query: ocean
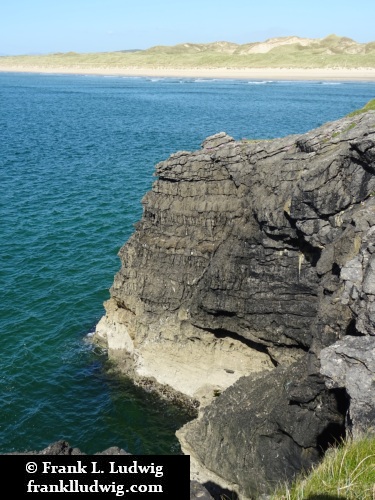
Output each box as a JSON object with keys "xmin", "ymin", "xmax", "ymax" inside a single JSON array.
[{"xmin": 1, "ymin": 72, "xmax": 374, "ymax": 454}]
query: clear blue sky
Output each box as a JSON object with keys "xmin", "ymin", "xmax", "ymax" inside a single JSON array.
[{"xmin": 1, "ymin": 0, "xmax": 374, "ymax": 55}]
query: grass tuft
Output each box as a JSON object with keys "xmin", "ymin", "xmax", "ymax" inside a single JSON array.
[
  {"xmin": 270, "ymin": 432, "xmax": 375, "ymax": 500},
  {"xmin": 348, "ymin": 99, "xmax": 375, "ymax": 116}
]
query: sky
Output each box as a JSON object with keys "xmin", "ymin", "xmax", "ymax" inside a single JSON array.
[{"xmin": 1, "ymin": 0, "xmax": 374, "ymax": 55}]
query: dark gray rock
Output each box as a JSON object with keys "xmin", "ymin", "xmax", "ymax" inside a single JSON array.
[
  {"xmin": 340, "ymin": 218, "xmax": 375, "ymax": 337},
  {"xmin": 320, "ymin": 336, "xmax": 375, "ymax": 434},
  {"xmin": 189, "ymin": 480, "xmax": 214, "ymax": 499},
  {"xmin": 5, "ymin": 440, "xmax": 130, "ymax": 455},
  {"xmin": 178, "ymin": 354, "xmax": 346, "ymax": 499},
  {"xmin": 101, "ymin": 111, "xmax": 375, "ymax": 360}
]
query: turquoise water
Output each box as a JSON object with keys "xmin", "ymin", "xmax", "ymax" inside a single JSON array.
[{"xmin": 1, "ymin": 72, "xmax": 374, "ymax": 454}]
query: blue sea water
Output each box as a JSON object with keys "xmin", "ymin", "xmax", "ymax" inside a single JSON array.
[{"xmin": 0, "ymin": 72, "xmax": 374, "ymax": 454}]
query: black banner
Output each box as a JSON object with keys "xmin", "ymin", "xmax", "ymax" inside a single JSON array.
[{"xmin": 0, "ymin": 455, "xmax": 190, "ymax": 499}]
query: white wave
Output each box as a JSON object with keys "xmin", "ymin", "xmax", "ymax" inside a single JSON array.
[{"xmin": 247, "ymin": 80, "xmax": 274, "ymax": 85}]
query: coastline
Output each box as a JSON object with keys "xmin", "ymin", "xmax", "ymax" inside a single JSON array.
[{"xmin": 1, "ymin": 65, "xmax": 375, "ymax": 81}]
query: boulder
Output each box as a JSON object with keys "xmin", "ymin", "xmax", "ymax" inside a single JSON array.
[
  {"xmin": 320, "ymin": 336, "xmax": 375, "ymax": 434},
  {"xmin": 189, "ymin": 481, "xmax": 214, "ymax": 500},
  {"xmin": 178, "ymin": 355, "xmax": 346, "ymax": 499}
]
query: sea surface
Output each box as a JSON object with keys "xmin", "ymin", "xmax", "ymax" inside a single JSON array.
[{"xmin": 1, "ymin": 72, "xmax": 374, "ymax": 454}]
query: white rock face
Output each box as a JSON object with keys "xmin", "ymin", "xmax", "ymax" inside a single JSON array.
[{"xmin": 95, "ymin": 298, "xmax": 274, "ymax": 405}]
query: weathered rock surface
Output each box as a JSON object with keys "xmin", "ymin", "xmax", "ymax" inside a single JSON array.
[
  {"xmin": 189, "ymin": 481, "xmax": 214, "ymax": 500},
  {"xmin": 320, "ymin": 336, "xmax": 375, "ymax": 434},
  {"xmin": 94, "ymin": 110, "xmax": 375, "ymax": 498},
  {"xmin": 178, "ymin": 353, "xmax": 347, "ymax": 499}
]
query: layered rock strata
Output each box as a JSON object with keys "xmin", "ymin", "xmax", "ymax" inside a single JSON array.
[{"xmin": 94, "ymin": 110, "xmax": 375, "ymax": 498}]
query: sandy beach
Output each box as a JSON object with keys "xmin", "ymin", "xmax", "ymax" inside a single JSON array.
[{"xmin": 1, "ymin": 65, "xmax": 375, "ymax": 81}]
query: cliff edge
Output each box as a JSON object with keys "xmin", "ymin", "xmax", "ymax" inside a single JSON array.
[{"xmin": 94, "ymin": 108, "xmax": 375, "ymax": 498}]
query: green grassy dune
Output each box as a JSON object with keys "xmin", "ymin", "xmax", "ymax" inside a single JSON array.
[{"xmin": 1, "ymin": 35, "xmax": 375, "ymax": 70}]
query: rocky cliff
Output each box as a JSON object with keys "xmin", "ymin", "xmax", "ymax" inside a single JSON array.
[{"xmin": 94, "ymin": 108, "xmax": 375, "ymax": 499}]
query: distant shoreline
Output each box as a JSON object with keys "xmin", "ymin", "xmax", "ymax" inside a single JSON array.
[{"xmin": 1, "ymin": 65, "xmax": 375, "ymax": 81}]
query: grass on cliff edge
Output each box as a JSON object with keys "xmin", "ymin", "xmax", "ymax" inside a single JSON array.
[
  {"xmin": 270, "ymin": 432, "xmax": 375, "ymax": 500},
  {"xmin": 348, "ymin": 98, "xmax": 375, "ymax": 116}
]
